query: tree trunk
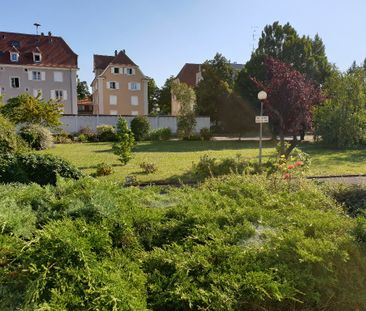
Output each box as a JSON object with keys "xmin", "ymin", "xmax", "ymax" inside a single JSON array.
[
  {"xmin": 279, "ymin": 131, "xmax": 285, "ymax": 156},
  {"xmin": 284, "ymin": 136, "xmax": 299, "ymax": 158}
]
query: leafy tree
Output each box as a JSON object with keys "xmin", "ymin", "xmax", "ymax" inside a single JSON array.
[
  {"xmin": 196, "ymin": 53, "xmax": 234, "ymax": 125},
  {"xmin": 0, "ymin": 114, "xmax": 24, "ymax": 154},
  {"xmin": 156, "ymin": 76, "xmax": 175, "ymax": 115},
  {"xmin": 0, "ymin": 94, "xmax": 62, "ymax": 128},
  {"xmin": 77, "ymin": 79, "xmax": 91, "ymax": 100},
  {"xmin": 147, "ymin": 78, "xmax": 160, "ymax": 113},
  {"xmin": 314, "ymin": 68, "xmax": 366, "ymax": 147},
  {"xmin": 113, "ymin": 117, "xmax": 135, "ymax": 165},
  {"xmin": 254, "ymin": 57, "xmax": 322, "ymax": 156},
  {"xmin": 236, "ymin": 22, "xmax": 331, "ymax": 107},
  {"xmin": 130, "ymin": 116, "xmax": 150, "ymax": 141},
  {"xmin": 172, "ymin": 81, "xmax": 197, "ymax": 139}
]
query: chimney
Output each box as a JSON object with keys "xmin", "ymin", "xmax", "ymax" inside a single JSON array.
[
  {"xmin": 1, "ymin": 35, "xmax": 5, "ymax": 40},
  {"xmin": 41, "ymin": 32, "xmax": 44, "ymax": 36},
  {"xmin": 48, "ymin": 31, "xmax": 52, "ymax": 36},
  {"xmin": 48, "ymin": 31, "xmax": 52, "ymax": 43},
  {"xmin": 114, "ymin": 50, "xmax": 117, "ymax": 56},
  {"xmin": 122, "ymin": 49, "xmax": 125, "ymax": 54}
]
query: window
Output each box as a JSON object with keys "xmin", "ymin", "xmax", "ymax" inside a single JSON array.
[
  {"xmin": 110, "ymin": 95, "xmax": 117, "ymax": 106},
  {"xmin": 131, "ymin": 96, "xmax": 138, "ymax": 106},
  {"xmin": 108, "ymin": 81, "xmax": 119, "ymax": 89},
  {"xmin": 32, "ymin": 71, "xmax": 41, "ymax": 81},
  {"xmin": 131, "ymin": 111, "xmax": 139, "ymax": 116},
  {"xmin": 110, "ymin": 110, "xmax": 118, "ymax": 115},
  {"xmin": 113, "ymin": 67, "xmax": 119, "ymax": 74},
  {"xmin": 10, "ymin": 52, "xmax": 19, "ymax": 62},
  {"xmin": 128, "ymin": 82, "xmax": 140, "ymax": 91},
  {"xmin": 10, "ymin": 77, "xmax": 19, "ymax": 88},
  {"xmin": 54, "ymin": 71, "xmax": 63, "ymax": 82},
  {"xmin": 33, "ymin": 53, "xmax": 41, "ymax": 62},
  {"xmin": 55, "ymin": 90, "xmax": 63, "ymax": 100},
  {"xmin": 126, "ymin": 68, "xmax": 134, "ymax": 75}
]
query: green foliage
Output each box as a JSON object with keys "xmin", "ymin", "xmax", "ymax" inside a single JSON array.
[
  {"xmin": 130, "ymin": 116, "xmax": 150, "ymax": 141},
  {"xmin": 113, "ymin": 117, "xmax": 135, "ymax": 165},
  {"xmin": 0, "ymin": 153, "xmax": 83, "ymax": 185},
  {"xmin": 19, "ymin": 124, "xmax": 53, "ymax": 150},
  {"xmin": 147, "ymin": 78, "xmax": 160, "ymax": 113},
  {"xmin": 199, "ymin": 127, "xmax": 212, "ymax": 140},
  {"xmin": 148, "ymin": 128, "xmax": 172, "ymax": 141},
  {"xmin": 0, "ymin": 176, "xmax": 366, "ymax": 309},
  {"xmin": 76, "ymin": 79, "xmax": 91, "ymax": 100},
  {"xmin": 314, "ymin": 69, "xmax": 366, "ymax": 147},
  {"xmin": 0, "ymin": 94, "xmax": 62, "ymax": 128},
  {"xmin": 139, "ymin": 161, "xmax": 157, "ymax": 174},
  {"xmin": 156, "ymin": 76, "xmax": 175, "ymax": 115},
  {"xmin": 95, "ymin": 162, "xmax": 113, "ymax": 176},
  {"xmin": 54, "ymin": 130, "xmax": 73, "ymax": 144},
  {"xmin": 78, "ymin": 126, "xmax": 96, "ymax": 141},
  {"xmin": 96, "ymin": 124, "xmax": 116, "ymax": 141},
  {"xmin": 78, "ymin": 133, "xmax": 88, "ymax": 142},
  {"xmin": 177, "ymin": 112, "xmax": 197, "ymax": 139},
  {"xmin": 0, "ymin": 114, "xmax": 24, "ymax": 154}
]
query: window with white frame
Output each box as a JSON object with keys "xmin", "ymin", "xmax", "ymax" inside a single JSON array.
[
  {"xmin": 128, "ymin": 82, "xmax": 140, "ymax": 91},
  {"xmin": 131, "ymin": 95, "xmax": 138, "ymax": 106},
  {"xmin": 33, "ymin": 53, "xmax": 41, "ymax": 62},
  {"xmin": 131, "ymin": 110, "xmax": 138, "ymax": 116},
  {"xmin": 108, "ymin": 81, "xmax": 119, "ymax": 89},
  {"xmin": 110, "ymin": 95, "xmax": 117, "ymax": 106},
  {"xmin": 51, "ymin": 90, "xmax": 67, "ymax": 101},
  {"xmin": 110, "ymin": 110, "xmax": 118, "ymax": 115},
  {"xmin": 126, "ymin": 68, "xmax": 134, "ymax": 75},
  {"xmin": 32, "ymin": 71, "xmax": 41, "ymax": 81},
  {"xmin": 112, "ymin": 67, "xmax": 119, "ymax": 74},
  {"xmin": 54, "ymin": 71, "xmax": 63, "ymax": 82},
  {"xmin": 10, "ymin": 77, "xmax": 20, "ymax": 88},
  {"xmin": 10, "ymin": 52, "xmax": 19, "ymax": 62}
]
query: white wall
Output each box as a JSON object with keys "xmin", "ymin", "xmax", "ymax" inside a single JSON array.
[{"xmin": 60, "ymin": 115, "xmax": 210, "ymax": 134}]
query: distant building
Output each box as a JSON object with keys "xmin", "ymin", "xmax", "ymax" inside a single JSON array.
[
  {"xmin": 0, "ymin": 31, "xmax": 78, "ymax": 114},
  {"xmin": 172, "ymin": 62, "xmax": 244, "ymax": 115},
  {"xmin": 91, "ymin": 50, "xmax": 148, "ymax": 115},
  {"xmin": 77, "ymin": 97, "xmax": 93, "ymax": 115}
]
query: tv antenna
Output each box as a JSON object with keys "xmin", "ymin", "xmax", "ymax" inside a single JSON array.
[
  {"xmin": 33, "ymin": 23, "xmax": 41, "ymax": 35},
  {"xmin": 251, "ymin": 26, "xmax": 259, "ymax": 52}
]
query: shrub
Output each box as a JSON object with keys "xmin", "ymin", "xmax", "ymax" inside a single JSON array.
[
  {"xmin": 78, "ymin": 133, "xmax": 88, "ymax": 143},
  {"xmin": 79, "ymin": 127, "xmax": 96, "ymax": 141},
  {"xmin": 95, "ymin": 162, "xmax": 113, "ymax": 176},
  {"xmin": 113, "ymin": 117, "xmax": 135, "ymax": 165},
  {"xmin": 149, "ymin": 128, "xmax": 172, "ymax": 141},
  {"xmin": 19, "ymin": 124, "xmax": 53, "ymax": 150},
  {"xmin": 0, "ymin": 153, "xmax": 83, "ymax": 185},
  {"xmin": 96, "ymin": 124, "xmax": 116, "ymax": 141},
  {"xmin": 139, "ymin": 162, "xmax": 157, "ymax": 174},
  {"xmin": 54, "ymin": 130, "xmax": 73, "ymax": 144},
  {"xmin": 131, "ymin": 116, "xmax": 150, "ymax": 141},
  {"xmin": 0, "ymin": 114, "xmax": 24, "ymax": 154},
  {"xmin": 200, "ymin": 127, "xmax": 212, "ymax": 140},
  {"xmin": 177, "ymin": 111, "xmax": 196, "ymax": 139}
]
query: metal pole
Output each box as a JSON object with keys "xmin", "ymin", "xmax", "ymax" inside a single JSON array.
[{"xmin": 259, "ymin": 101, "xmax": 263, "ymax": 168}]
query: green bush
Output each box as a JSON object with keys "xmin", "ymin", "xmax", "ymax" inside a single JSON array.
[
  {"xmin": 54, "ymin": 130, "xmax": 73, "ymax": 144},
  {"xmin": 95, "ymin": 162, "xmax": 113, "ymax": 176},
  {"xmin": 0, "ymin": 153, "xmax": 83, "ymax": 185},
  {"xmin": 131, "ymin": 116, "xmax": 150, "ymax": 141},
  {"xmin": 149, "ymin": 128, "xmax": 172, "ymax": 141},
  {"xmin": 113, "ymin": 117, "xmax": 135, "ymax": 165},
  {"xmin": 177, "ymin": 111, "xmax": 196, "ymax": 139},
  {"xmin": 199, "ymin": 127, "xmax": 212, "ymax": 140},
  {"xmin": 78, "ymin": 133, "xmax": 88, "ymax": 142},
  {"xmin": 78, "ymin": 127, "xmax": 96, "ymax": 141},
  {"xmin": 0, "ymin": 114, "xmax": 24, "ymax": 154},
  {"xmin": 19, "ymin": 124, "xmax": 53, "ymax": 150},
  {"xmin": 139, "ymin": 161, "xmax": 157, "ymax": 174},
  {"xmin": 96, "ymin": 124, "xmax": 116, "ymax": 141}
]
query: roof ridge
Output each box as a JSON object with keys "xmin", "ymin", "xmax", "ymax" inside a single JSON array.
[{"xmin": 0, "ymin": 31, "xmax": 61, "ymax": 39}]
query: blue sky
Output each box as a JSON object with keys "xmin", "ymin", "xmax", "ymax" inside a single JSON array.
[{"xmin": 2, "ymin": 0, "xmax": 366, "ymax": 87}]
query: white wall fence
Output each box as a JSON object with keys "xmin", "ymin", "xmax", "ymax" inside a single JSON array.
[{"xmin": 60, "ymin": 115, "xmax": 210, "ymax": 134}]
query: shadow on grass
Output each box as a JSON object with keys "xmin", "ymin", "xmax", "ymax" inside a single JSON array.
[{"xmin": 79, "ymin": 163, "xmax": 124, "ymax": 170}]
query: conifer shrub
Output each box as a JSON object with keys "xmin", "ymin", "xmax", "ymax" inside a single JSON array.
[{"xmin": 131, "ymin": 116, "xmax": 150, "ymax": 141}]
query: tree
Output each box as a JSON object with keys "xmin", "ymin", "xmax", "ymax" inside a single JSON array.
[
  {"xmin": 77, "ymin": 79, "xmax": 91, "ymax": 100},
  {"xmin": 314, "ymin": 68, "xmax": 366, "ymax": 147},
  {"xmin": 236, "ymin": 22, "xmax": 331, "ymax": 107},
  {"xmin": 113, "ymin": 117, "xmax": 135, "ymax": 165},
  {"xmin": 156, "ymin": 76, "xmax": 175, "ymax": 115},
  {"xmin": 0, "ymin": 94, "xmax": 63, "ymax": 129},
  {"xmin": 130, "ymin": 116, "xmax": 150, "ymax": 141},
  {"xmin": 254, "ymin": 58, "xmax": 322, "ymax": 156},
  {"xmin": 172, "ymin": 81, "xmax": 197, "ymax": 139},
  {"xmin": 147, "ymin": 78, "xmax": 160, "ymax": 113},
  {"xmin": 195, "ymin": 53, "xmax": 234, "ymax": 125}
]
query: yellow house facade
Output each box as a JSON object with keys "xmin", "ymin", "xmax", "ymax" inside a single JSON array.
[{"xmin": 91, "ymin": 50, "xmax": 148, "ymax": 115}]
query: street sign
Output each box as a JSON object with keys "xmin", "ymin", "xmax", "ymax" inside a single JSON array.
[{"xmin": 255, "ymin": 116, "xmax": 269, "ymax": 123}]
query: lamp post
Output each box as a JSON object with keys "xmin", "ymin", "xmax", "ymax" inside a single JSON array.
[{"xmin": 257, "ymin": 90, "xmax": 267, "ymax": 168}]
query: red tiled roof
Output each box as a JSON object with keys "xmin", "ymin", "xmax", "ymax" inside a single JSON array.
[
  {"xmin": 0, "ymin": 31, "xmax": 77, "ymax": 68},
  {"xmin": 94, "ymin": 50, "xmax": 137, "ymax": 72},
  {"xmin": 176, "ymin": 63, "xmax": 200, "ymax": 87}
]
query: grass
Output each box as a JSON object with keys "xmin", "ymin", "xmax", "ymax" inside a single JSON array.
[{"xmin": 41, "ymin": 140, "xmax": 366, "ymax": 183}]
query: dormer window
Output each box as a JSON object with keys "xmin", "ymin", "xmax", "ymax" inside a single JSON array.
[
  {"xmin": 33, "ymin": 53, "xmax": 41, "ymax": 63},
  {"xmin": 10, "ymin": 52, "xmax": 19, "ymax": 62}
]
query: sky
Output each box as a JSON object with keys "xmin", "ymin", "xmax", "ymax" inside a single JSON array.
[{"xmin": 2, "ymin": 0, "xmax": 366, "ymax": 87}]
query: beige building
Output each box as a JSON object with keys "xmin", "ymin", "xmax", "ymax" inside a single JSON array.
[{"xmin": 91, "ymin": 50, "xmax": 148, "ymax": 115}]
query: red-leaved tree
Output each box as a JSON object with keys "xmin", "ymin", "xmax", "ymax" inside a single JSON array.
[{"xmin": 253, "ymin": 57, "xmax": 322, "ymax": 157}]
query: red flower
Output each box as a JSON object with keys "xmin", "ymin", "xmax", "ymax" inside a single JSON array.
[
  {"xmin": 295, "ymin": 161, "xmax": 304, "ymax": 167},
  {"xmin": 283, "ymin": 173, "xmax": 291, "ymax": 179},
  {"xmin": 287, "ymin": 164, "xmax": 295, "ymax": 170}
]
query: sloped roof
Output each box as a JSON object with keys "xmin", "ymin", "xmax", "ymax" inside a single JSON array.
[
  {"xmin": 176, "ymin": 63, "xmax": 200, "ymax": 87},
  {"xmin": 0, "ymin": 31, "xmax": 77, "ymax": 68},
  {"xmin": 94, "ymin": 50, "xmax": 137, "ymax": 72}
]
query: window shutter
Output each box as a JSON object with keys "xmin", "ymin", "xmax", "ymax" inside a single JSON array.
[
  {"xmin": 63, "ymin": 90, "xmax": 68, "ymax": 100},
  {"xmin": 41, "ymin": 72, "xmax": 46, "ymax": 81},
  {"xmin": 137, "ymin": 83, "xmax": 141, "ymax": 90},
  {"xmin": 111, "ymin": 67, "xmax": 115, "ymax": 74},
  {"xmin": 132, "ymin": 68, "xmax": 136, "ymax": 75},
  {"xmin": 124, "ymin": 68, "xmax": 128, "ymax": 75},
  {"xmin": 128, "ymin": 82, "xmax": 131, "ymax": 90},
  {"xmin": 119, "ymin": 68, "xmax": 124, "ymax": 74},
  {"xmin": 50, "ymin": 90, "xmax": 56, "ymax": 100},
  {"xmin": 106, "ymin": 82, "xmax": 110, "ymax": 89},
  {"xmin": 116, "ymin": 82, "xmax": 120, "ymax": 89},
  {"xmin": 28, "ymin": 71, "xmax": 32, "ymax": 80}
]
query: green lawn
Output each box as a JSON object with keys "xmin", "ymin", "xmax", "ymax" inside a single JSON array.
[{"xmin": 41, "ymin": 140, "xmax": 366, "ymax": 183}]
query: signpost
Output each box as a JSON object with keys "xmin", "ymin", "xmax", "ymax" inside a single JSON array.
[
  {"xmin": 255, "ymin": 116, "xmax": 269, "ymax": 124},
  {"xmin": 257, "ymin": 91, "xmax": 268, "ymax": 169}
]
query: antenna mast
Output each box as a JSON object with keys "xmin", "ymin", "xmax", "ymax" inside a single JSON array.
[
  {"xmin": 33, "ymin": 23, "xmax": 41, "ymax": 35},
  {"xmin": 251, "ymin": 26, "xmax": 258, "ymax": 52}
]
